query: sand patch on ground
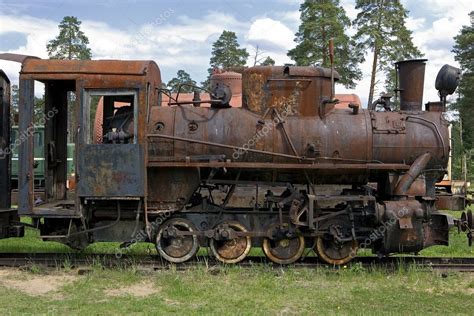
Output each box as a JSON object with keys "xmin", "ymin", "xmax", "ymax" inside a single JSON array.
[
  {"xmin": 105, "ymin": 281, "xmax": 159, "ymax": 297},
  {"xmin": 0, "ymin": 268, "xmax": 77, "ymax": 296}
]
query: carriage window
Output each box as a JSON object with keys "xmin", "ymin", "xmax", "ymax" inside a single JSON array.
[
  {"xmin": 11, "ymin": 128, "xmax": 17, "ymax": 144},
  {"xmin": 34, "ymin": 131, "xmax": 43, "ymax": 147},
  {"xmin": 83, "ymin": 90, "xmax": 138, "ymax": 144}
]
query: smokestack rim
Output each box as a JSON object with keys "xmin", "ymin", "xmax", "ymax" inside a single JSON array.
[{"xmin": 395, "ymin": 58, "xmax": 428, "ymax": 67}]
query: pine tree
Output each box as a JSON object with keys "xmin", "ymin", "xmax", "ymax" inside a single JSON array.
[
  {"xmin": 47, "ymin": 16, "xmax": 92, "ymax": 60},
  {"xmin": 251, "ymin": 45, "xmax": 275, "ymax": 66},
  {"xmin": 452, "ymin": 12, "xmax": 474, "ymax": 181},
  {"xmin": 202, "ymin": 30, "xmax": 249, "ymax": 88},
  {"xmin": 210, "ymin": 30, "xmax": 249, "ymax": 69},
  {"xmin": 261, "ymin": 56, "xmax": 276, "ymax": 66},
  {"xmin": 47, "ymin": 16, "xmax": 92, "ymax": 142},
  {"xmin": 287, "ymin": 0, "xmax": 363, "ymax": 88},
  {"xmin": 167, "ymin": 70, "xmax": 197, "ymax": 93},
  {"xmin": 10, "ymin": 84, "xmax": 18, "ymax": 124},
  {"xmin": 353, "ymin": 0, "xmax": 422, "ymax": 106},
  {"xmin": 10, "ymin": 84, "xmax": 44, "ymax": 125}
]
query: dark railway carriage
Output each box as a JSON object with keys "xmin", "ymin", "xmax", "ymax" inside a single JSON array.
[
  {"xmin": 0, "ymin": 69, "xmax": 23, "ymax": 239},
  {"xmin": 0, "ymin": 53, "xmax": 472, "ymax": 265}
]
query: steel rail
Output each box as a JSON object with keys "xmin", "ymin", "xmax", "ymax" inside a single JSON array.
[{"xmin": 0, "ymin": 253, "xmax": 473, "ymax": 272}]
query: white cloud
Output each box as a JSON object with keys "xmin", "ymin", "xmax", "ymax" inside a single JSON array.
[
  {"xmin": 246, "ymin": 18, "xmax": 295, "ymax": 51},
  {"xmin": 420, "ymin": 0, "xmax": 473, "ymax": 19},
  {"xmin": 406, "ymin": 16, "xmax": 426, "ymax": 31},
  {"xmin": 82, "ymin": 20, "xmax": 136, "ymax": 59},
  {"xmin": 0, "ymin": 11, "xmax": 249, "ymax": 86},
  {"xmin": 341, "ymin": 0, "xmax": 359, "ymax": 20},
  {"xmin": 272, "ymin": 10, "xmax": 300, "ymax": 30},
  {"xmin": 408, "ymin": 3, "xmax": 471, "ymax": 105},
  {"xmin": 0, "ymin": 14, "xmax": 57, "ymax": 89},
  {"xmin": 0, "ymin": 14, "xmax": 56, "ymax": 58}
]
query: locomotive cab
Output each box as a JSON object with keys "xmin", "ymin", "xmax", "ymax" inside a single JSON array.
[{"xmin": 2, "ymin": 55, "xmax": 161, "ymax": 247}]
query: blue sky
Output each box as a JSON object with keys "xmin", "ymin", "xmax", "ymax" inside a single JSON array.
[{"xmin": 0, "ymin": 0, "xmax": 472, "ymax": 105}]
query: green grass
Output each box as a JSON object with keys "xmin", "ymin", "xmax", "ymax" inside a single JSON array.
[
  {"xmin": 0, "ymin": 264, "xmax": 473, "ymax": 315},
  {"xmin": 0, "ymin": 210, "xmax": 473, "ymax": 315},
  {"xmin": 419, "ymin": 209, "xmax": 474, "ymax": 257},
  {"xmin": 0, "ymin": 217, "xmax": 156, "ymax": 255},
  {"xmin": 420, "ymin": 228, "xmax": 473, "ymax": 257}
]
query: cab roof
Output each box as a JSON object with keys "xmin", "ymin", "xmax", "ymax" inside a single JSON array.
[{"xmin": 21, "ymin": 59, "xmax": 158, "ymax": 76}]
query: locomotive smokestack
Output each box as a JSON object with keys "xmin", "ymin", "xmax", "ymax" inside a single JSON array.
[{"xmin": 396, "ymin": 59, "xmax": 427, "ymax": 111}]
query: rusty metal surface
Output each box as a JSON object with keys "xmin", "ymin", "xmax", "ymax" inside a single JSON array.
[
  {"xmin": 9, "ymin": 56, "xmax": 462, "ymax": 261},
  {"xmin": 77, "ymin": 144, "xmax": 145, "ymax": 197},
  {"xmin": 396, "ymin": 59, "xmax": 427, "ymax": 111},
  {"xmin": 15, "ymin": 58, "xmax": 162, "ymax": 219},
  {"xmin": 19, "ymin": 58, "xmax": 161, "ymax": 146},
  {"xmin": 242, "ymin": 66, "xmax": 337, "ymax": 116},
  {"xmin": 394, "ymin": 153, "xmax": 432, "ymax": 196},
  {"xmin": 210, "ymin": 221, "xmax": 252, "ymax": 264},
  {"xmin": 147, "ymin": 104, "xmax": 448, "ymax": 180},
  {"xmin": 210, "ymin": 71, "xmax": 242, "ymax": 107},
  {"xmin": 436, "ymin": 194, "xmax": 469, "ymax": 211},
  {"xmin": 287, "ymin": 66, "xmax": 339, "ymax": 78},
  {"xmin": 423, "ymin": 213, "xmax": 452, "ymax": 248},
  {"xmin": 44, "ymin": 81, "xmax": 70, "ymax": 202},
  {"xmin": 147, "ymin": 167, "xmax": 200, "ymax": 211},
  {"xmin": 426, "ymin": 101, "xmax": 445, "ymax": 112},
  {"xmin": 334, "ymin": 93, "xmax": 362, "ymax": 110},
  {"xmin": 378, "ymin": 200, "xmax": 426, "ymax": 253},
  {"xmin": 0, "ymin": 53, "xmax": 39, "ymax": 63},
  {"xmin": 146, "ymin": 160, "xmax": 410, "ymax": 170},
  {"xmin": 160, "ymin": 93, "xmax": 244, "ymax": 108},
  {"xmin": 21, "ymin": 59, "xmax": 156, "ymax": 76},
  {"xmin": 372, "ymin": 111, "xmax": 449, "ymax": 168},
  {"xmin": 148, "ymin": 106, "xmax": 372, "ymax": 165},
  {"xmin": 405, "ymin": 177, "xmax": 427, "ymax": 196},
  {"xmin": 262, "ymin": 223, "xmax": 305, "ymax": 264},
  {"xmin": 156, "ymin": 218, "xmax": 199, "ymax": 263}
]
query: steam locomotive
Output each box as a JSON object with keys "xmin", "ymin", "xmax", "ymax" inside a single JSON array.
[{"xmin": 0, "ymin": 53, "xmax": 472, "ymax": 265}]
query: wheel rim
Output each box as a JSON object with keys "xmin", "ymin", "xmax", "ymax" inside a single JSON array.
[
  {"xmin": 156, "ymin": 218, "xmax": 199, "ymax": 263},
  {"xmin": 262, "ymin": 223, "xmax": 305, "ymax": 265},
  {"xmin": 315, "ymin": 236, "xmax": 358, "ymax": 265},
  {"xmin": 210, "ymin": 221, "xmax": 251, "ymax": 264}
]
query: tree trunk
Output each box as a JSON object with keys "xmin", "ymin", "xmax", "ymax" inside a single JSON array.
[
  {"xmin": 368, "ymin": 2, "xmax": 384, "ymax": 107},
  {"xmin": 253, "ymin": 45, "xmax": 260, "ymax": 67},
  {"xmin": 68, "ymin": 29, "xmax": 72, "ymax": 60},
  {"xmin": 322, "ymin": 27, "xmax": 326, "ymax": 66},
  {"xmin": 368, "ymin": 46, "xmax": 378, "ymax": 106},
  {"xmin": 321, "ymin": 11, "xmax": 326, "ymax": 66}
]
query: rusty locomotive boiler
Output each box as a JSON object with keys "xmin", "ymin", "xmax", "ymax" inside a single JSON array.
[{"xmin": 0, "ymin": 53, "xmax": 472, "ymax": 265}]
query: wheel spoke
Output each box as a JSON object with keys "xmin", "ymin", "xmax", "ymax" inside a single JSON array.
[
  {"xmin": 210, "ymin": 221, "xmax": 251, "ymax": 264},
  {"xmin": 315, "ymin": 237, "xmax": 358, "ymax": 265},
  {"xmin": 262, "ymin": 223, "xmax": 305, "ymax": 265},
  {"xmin": 156, "ymin": 218, "xmax": 199, "ymax": 263}
]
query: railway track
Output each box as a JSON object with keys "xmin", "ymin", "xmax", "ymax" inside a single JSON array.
[{"xmin": 0, "ymin": 253, "xmax": 473, "ymax": 272}]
